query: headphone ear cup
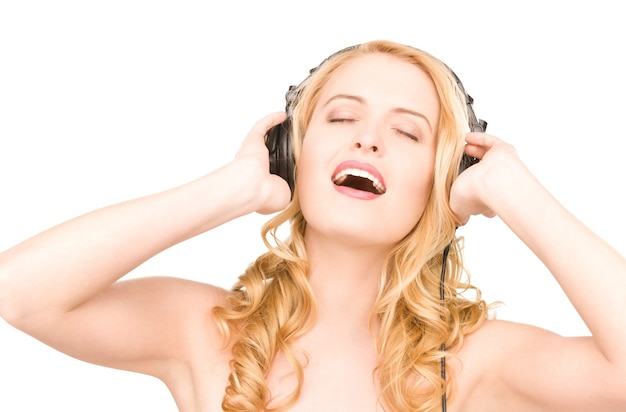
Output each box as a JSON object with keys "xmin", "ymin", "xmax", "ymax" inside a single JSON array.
[{"xmin": 265, "ymin": 117, "xmax": 296, "ymax": 196}]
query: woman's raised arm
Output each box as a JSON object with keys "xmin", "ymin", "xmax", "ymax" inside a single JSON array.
[
  {"xmin": 0, "ymin": 112, "xmax": 289, "ymax": 378},
  {"xmin": 452, "ymin": 132, "xmax": 626, "ymax": 410}
]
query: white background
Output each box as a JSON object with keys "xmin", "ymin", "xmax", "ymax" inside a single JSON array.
[{"xmin": 1, "ymin": 1, "xmax": 624, "ymax": 410}]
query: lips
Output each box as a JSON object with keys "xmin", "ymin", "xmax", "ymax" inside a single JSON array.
[{"xmin": 331, "ymin": 160, "xmax": 386, "ymax": 195}]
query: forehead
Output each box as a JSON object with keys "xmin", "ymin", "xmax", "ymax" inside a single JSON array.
[{"xmin": 317, "ymin": 53, "xmax": 440, "ymax": 124}]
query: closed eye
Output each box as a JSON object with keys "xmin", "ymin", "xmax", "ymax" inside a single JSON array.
[
  {"xmin": 329, "ymin": 118, "xmax": 357, "ymax": 124},
  {"xmin": 394, "ymin": 128, "xmax": 419, "ymax": 142}
]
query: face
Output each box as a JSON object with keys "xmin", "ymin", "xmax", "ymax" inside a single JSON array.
[{"xmin": 297, "ymin": 53, "xmax": 440, "ymax": 250}]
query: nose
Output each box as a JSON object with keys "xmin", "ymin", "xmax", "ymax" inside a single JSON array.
[{"xmin": 351, "ymin": 124, "xmax": 384, "ymax": 154}]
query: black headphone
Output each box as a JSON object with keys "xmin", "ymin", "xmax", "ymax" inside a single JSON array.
[
  {"xmin": 264, "ymin": 44, "xmax": 487, "ymax": 411},
  {"xmin": 265, "ymin": 44, "xmax": 487, "ymax": 196}
]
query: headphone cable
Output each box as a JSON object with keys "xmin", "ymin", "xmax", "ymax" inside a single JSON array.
[{"xmin": 440, "ymin": 243, "xmax": 451, "ymax": 412}]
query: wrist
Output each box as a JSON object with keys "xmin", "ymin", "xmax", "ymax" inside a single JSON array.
[{"xmin": 479, "ymin": 157, "xmax": 539, "ymax": 215}]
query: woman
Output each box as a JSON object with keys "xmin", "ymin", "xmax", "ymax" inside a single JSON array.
[{"xmin": 0, "ymin": 40, "xmax": 624, "ymax": 411}]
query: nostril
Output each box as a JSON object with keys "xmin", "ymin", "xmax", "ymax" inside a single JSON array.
[
  {"xmin": 353, "ymin": 141, "xmax": 380, "ymax": 152},
  {"xmin": 354, "ymin": 142, "xmax": 379, "ymax": 152}
]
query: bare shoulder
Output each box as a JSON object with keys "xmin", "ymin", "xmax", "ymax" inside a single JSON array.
[
  {"xmin": 451, "ymin": 319, "xmax": 625, "ymax": 411},
  {"xmin": 457, "ymin": 317, "xmax": 575, "ymax": 370},
  {"xmin": 460, "ymin": 318, "xmax": 561, "ymax": 349},
  {"xmin": 450, "ymin": 319, "xmax": 556, "ymax": 410},
  {"xmin": 110, "ymin": 275, "xmax": 232, "ymax": 357},
  {"xmin": 454, "ymin": 318, "xmax": 567, "ymax": 376},
  {"xmin": 27, "ymin": 275, "xmax": 233, "ymax": 386},
  {"xmin": 94, "ymin": 277, "xmax": 234, "ymax": 410},
  {"xmin": 108, "ymin": 275, "xmax": 230, "ymax": 332}
]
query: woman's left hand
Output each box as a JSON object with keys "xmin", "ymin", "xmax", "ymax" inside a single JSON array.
[{"xmin": 450, "ymin": 132, "xmax": 525, "ymax": 225}]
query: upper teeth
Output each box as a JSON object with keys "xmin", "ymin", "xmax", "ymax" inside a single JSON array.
[{"xmin": 332, "ymin": 168, "xmax": 386, "ymax": 194}]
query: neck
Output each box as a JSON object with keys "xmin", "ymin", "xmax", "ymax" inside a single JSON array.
[{"xmin": 304, "ymin": 228, "xmax": 391, "ymax": 330}]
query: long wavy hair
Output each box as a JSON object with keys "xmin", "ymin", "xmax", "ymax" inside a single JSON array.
[{"xmin": 213, "ymin": 40, "xmax": 488, "ymax": 412}]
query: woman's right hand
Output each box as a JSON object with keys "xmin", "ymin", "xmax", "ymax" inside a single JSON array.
[{"xmin": 233, "ymin": 112, "xmax": 291, "ymax": 215}]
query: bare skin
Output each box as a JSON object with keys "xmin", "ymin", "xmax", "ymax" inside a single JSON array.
[{"xmin": 1, "ymin": 54, "xmax": 625, "ymax": 411}]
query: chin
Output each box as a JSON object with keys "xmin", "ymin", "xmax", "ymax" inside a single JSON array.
[{"xmin": 303, "ymin": 207, "xmax": 416, "ymax": 249}]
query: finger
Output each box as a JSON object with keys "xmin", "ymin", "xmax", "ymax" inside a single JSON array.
[
  {"xmin": 465, "ymin": 132, "xmax": 500, "ymax": 148},
  {"xmin": 237, "ymin": 112, "xmax": 288, "ymax": 158},
  {"xmin": 464, "ymin": 133, "xmax": 503, "ymax": 159},
  {"xmin": 248, "ymin": 111, "xmax": 287, "ymax": 139},
  {"xmin": 463, "ymin": 142, "xmax": 487, "ymax": 160}
]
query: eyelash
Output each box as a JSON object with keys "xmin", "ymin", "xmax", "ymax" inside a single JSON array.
[
  {"xmin": 328, "ymin": 119, "xmax": 420, "ymax": 142},
  {"xmin": 395, "ymin": 129, "xmax": 419, "ymax": 142},
  {"xmin": 329, "ymin": 118, "xmax": 356, "ymax": 124}
]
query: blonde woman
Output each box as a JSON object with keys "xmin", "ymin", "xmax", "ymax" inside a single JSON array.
[{"xmin": 1, "ymin": 40, "xmax": 624, "ymax": 411}]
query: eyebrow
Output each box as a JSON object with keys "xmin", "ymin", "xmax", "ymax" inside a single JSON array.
[{"xmin": 322, "ymin": 93, "xmax": 433, "ymax": 132}]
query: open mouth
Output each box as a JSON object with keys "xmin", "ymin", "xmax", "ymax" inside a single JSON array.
[{"xmin": 332, "ymin": 168, "xmax": 386, "ymax": 195}]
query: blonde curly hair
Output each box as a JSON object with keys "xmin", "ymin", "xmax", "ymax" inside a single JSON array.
[{"xmin": 213, "ymin": 40, "xmax": 488, "ymax": 412}]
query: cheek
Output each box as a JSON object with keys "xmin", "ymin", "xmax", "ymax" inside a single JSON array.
[
  {"xmin": 296, "ymin": 131, "xmax": 337, "ymax": 185},
  {"xmin": 295, "ymin": 138, "xmax": 327, "ymax": 206},
  {"xmin": 413, "ymin": 167, "xmax": 435, "ymax": 204},
  {"xmin": 295, "ymin": 139, "xmax": 317, "ymax": 189},
  {"xmin": 396, "ymin": 159, "xmax": 435, "ymax": 220},
  {"xmin": 398, "ymin": 184, "xmax": 431, "ymax": 224},
  {"xmin": 410, "ymin": 179, "xmax": 434, "ymax": 222}
]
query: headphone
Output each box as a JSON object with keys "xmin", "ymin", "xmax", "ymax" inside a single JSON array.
[
  {"xmin": 264, "ymin": 44, "xmax": 487, "ymax": 411},
  {"xmin": 265, "ymin": 44, "xmax": 487, "ymax": 196}
]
